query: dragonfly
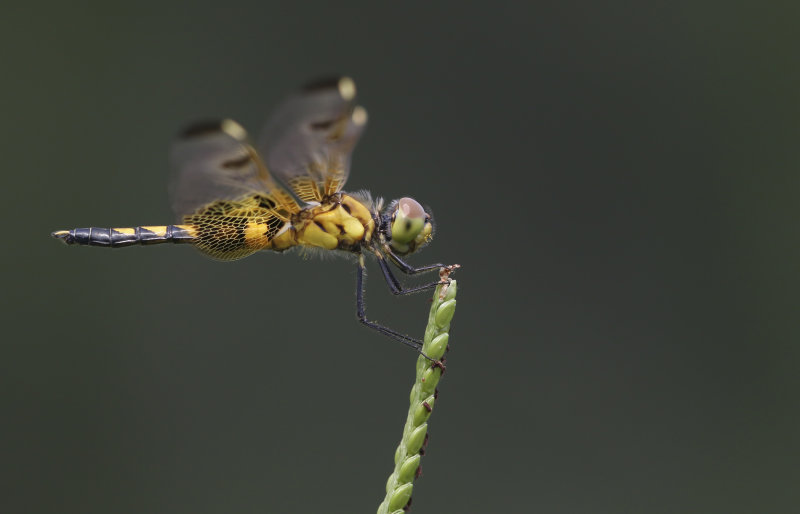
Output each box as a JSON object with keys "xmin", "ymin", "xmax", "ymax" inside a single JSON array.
[{"xmin": 52, "ymin": 76, "xmax": 458, "ymax": 358}]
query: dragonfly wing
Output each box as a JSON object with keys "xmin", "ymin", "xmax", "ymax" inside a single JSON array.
[
  {"xmin": 256, "ymin": 76, "xmax": 368, "ymax": 203},
  {"xmin": 169, "ymin": 119, "xmax": 300, "ymax": 220},
  {"xmin": 184, "ymin": 195, "xmax": 287, "ymax": 261},
  {"xmin": 169, "ymin": 119, "xmax": 300, "ymax": 261}
]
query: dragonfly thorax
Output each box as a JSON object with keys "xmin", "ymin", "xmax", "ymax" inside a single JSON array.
[{"xmin": 291, "ymin": 193, "xmax": 376, "ymax": 252}]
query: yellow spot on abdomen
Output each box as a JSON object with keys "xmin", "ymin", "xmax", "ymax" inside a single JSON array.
[
  {"xmin": 244, "ymin": 222, "xmax": 272, "ymax": 250},
  {"xmin": 140, "ymin": 226, "xmax": 167, "ymax": 236},
  {"xmin": 113, "ymin": 228, "xmax": 136, "ymax": 235}
]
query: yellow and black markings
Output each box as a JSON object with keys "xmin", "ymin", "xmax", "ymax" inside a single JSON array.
[{"xmin": 51, "ymin": 225, "xmax": 196, "ymax": 247}]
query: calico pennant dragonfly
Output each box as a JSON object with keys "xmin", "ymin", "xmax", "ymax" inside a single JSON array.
[{"xmin": 52, "ymin": 77, "xmax": 458, "ymax": 355}]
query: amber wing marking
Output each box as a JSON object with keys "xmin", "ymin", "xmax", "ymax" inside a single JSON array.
[{"xmin": 287, "ymin": 176, "xmax": 324, "ymax": 203}]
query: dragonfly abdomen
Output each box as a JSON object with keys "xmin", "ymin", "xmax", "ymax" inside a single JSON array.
[{"xmin": 51, "ymin": 225, "xmax": 196, "ymax": 247}]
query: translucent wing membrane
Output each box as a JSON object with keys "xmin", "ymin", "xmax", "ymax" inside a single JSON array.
[
  {"xmin": 167, "ymin": 78, "xmax": 367, "ymax": 260},
  {"xmin": 169, "ymin": 119, "xmax": 298, "ymax": 261},
  {"xmin": 256, "ymin": 76, "xmax": 367, "ymax": 203},
  {"xmin": 169, "ymin": 119, "xmax": 300, "ymax": 219},
  {"xmin": 184, "ymin": 195, "xmax": 285, "ymax": 260}
]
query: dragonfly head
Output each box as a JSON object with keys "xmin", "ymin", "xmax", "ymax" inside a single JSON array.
[{"xmin": 384, "ymin": 197, "xmax": 433, "ymax": 255}]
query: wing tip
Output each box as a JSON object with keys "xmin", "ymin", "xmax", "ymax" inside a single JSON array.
[
  {"xmin": 179, "ymin": 119, "xmax": 248, "ymax": 141},
  {"xmin": 352, "ymin": 105, "xmax": 368, "ymax": 126},
  {"xmin": 301, "ymin": 76, "xmax": 356, "ymax": 101},
  {"xmin": 179, "ymin": 120, "xmax": 227, "ymax": 138}
]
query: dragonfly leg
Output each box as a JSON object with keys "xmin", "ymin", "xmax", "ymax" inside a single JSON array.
[
  {"xmin": 384, "ymin": 246, "xmax": 445, "ymax": 275},
  {"xmin": 377, "ymin": 254, "xmax": 451, "ymax": 296},
  {"xmin": 356, "ymin": 256, "xmax": 438, "ymax": 362}
]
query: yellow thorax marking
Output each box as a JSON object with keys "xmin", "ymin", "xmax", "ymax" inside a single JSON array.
[
  {"xmin": 341, "ymin": 195, "xmax": 375, "ymax": 242},
  {"xmin": 297, "ymin": 195, "xmax": 374, "ymax": 250},
  {"xmin": 270, "ymin": 223, "xmax": 296, "ymax": 251},
  {"xmin": 301, "ymin": 219, "xmax": 339, "ymax": 249}
]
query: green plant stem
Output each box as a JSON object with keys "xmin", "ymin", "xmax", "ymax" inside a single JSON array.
[{"xmin": 377, "ymin": 274, "xmax": 458, "ymax": 514}]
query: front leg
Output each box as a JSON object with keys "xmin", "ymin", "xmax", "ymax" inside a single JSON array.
[
  {"xmin": 383, "ymin": 246, "xmax": 445, "ymax": 275},
  {"xmin": 376, "ymin": 252, "xmax": 450, "ymax": 296}
]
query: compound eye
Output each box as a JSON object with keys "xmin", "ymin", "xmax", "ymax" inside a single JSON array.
[
  {"xmin": 390, "ymin": 197, "xmax": 426, "ymax": 245},
  {"xmin": 399, "ymin": 197, "xmax": 425, "ymax": 219}
]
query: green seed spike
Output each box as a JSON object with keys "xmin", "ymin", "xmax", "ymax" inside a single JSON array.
[
  {"xmin": 427, "ymin": 333, "xmax": 449, "ymax": 360},
  {"xmin": 398, "ymin": 454, "xmax": 422, "ymax": 483},
  {"xmin": 387, "ymin": 483, "xmax": 414, "ymax": 511},
  {"xmin": 406, "ymin": 424, "xmax": 428, "ymax": 455},
  {"xmin": 376, "ymin": 274, "xmax": 458, "ymax": 514},
  {"xmin": 419, "ymin": 367, "xmax": 441, "ymax": 396},
  {"xmin": 435, "ymin": 299, "xmax": 457, "ymax": 328},
  {"xmin": 413, "ymin": 396, "xmax": 435, "ymax": 426}
]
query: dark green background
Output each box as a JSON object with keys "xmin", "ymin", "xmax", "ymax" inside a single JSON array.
[{"xmin": 2, "ymin": 2, "xmax": 798, "ymax": 512}]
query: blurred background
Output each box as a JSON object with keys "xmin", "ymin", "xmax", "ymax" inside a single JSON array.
[{"xmin": 2, "ymin": 2, "xmax": 798, "ymax": 513}]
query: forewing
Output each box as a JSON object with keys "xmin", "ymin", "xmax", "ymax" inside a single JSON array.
[
  {"xmin": 169, "ymin": 119, "xmax": 299, "ymax": 220},
  {"xmin": 256, "ymin": 76, "xmax": 368, "ymax": 203}
]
